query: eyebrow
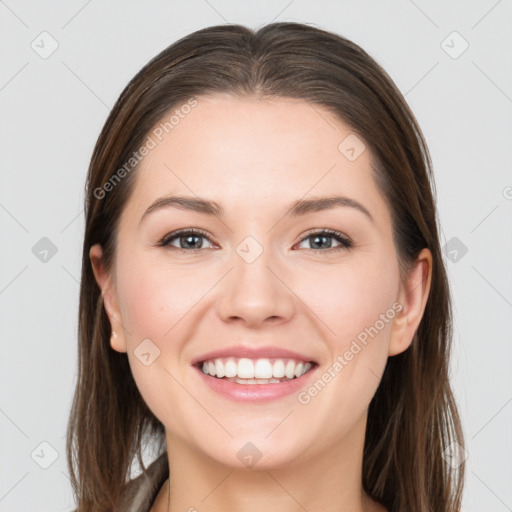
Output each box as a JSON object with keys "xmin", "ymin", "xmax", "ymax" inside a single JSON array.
[{"xmin": 139, "ymin": 194, "xmax": 374, "ymax": 224}]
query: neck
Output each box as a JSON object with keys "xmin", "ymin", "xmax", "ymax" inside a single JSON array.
[{"xmin": 154, "ymin": 413, "xmax": 386, "ymax": 512}]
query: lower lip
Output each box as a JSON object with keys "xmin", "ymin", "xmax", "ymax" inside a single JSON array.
[{"xmin": 193, "ymin": 365, "xmax": 318, "ymax": 402}]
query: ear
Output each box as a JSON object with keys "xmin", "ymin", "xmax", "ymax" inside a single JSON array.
[
  {"xmin": 388, "ymin": 248, "xmax": 432, "ymax": 357},
  {"xmin": 89, "ymin": 244, "xmax": 127, "ymax": 353}
]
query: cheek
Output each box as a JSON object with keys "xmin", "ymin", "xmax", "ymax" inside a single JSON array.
[
  {"xmin": 114, "ymin": 256, "xmax": 207, "ymax": 427},
  {"xmin": 307, "ymin": 253, "xmax": 400, "ymax": 344},
  {"xmin": 301, "ymin": 252, "xmax": 400, "ymax": 416},
  {"xmin": 293, "ymin": 262, "xmax": 399, "ymax": 441},
  {"xmin": 116, "ymin": 252, "xmax": 207, "ymax": 341}
]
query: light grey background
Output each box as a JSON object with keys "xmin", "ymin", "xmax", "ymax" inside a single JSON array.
[{"xmin": 1, "ymin": 1, "xmax": 511, "ymax": 511}]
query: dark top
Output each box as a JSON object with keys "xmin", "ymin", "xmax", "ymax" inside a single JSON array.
[
  {"xmin": 119, "ymin": 453, "xmax": 169, "ymax": 511},
  {"xmin": 70, "ymin": 453, "xmax": 169, "ymax": 512}
]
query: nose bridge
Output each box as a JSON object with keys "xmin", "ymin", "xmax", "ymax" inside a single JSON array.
[{"xmin": 216, "ymin": 234, "xmax": 294, "ymax": 325}]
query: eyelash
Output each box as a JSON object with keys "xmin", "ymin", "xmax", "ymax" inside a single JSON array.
[{"xmin": 157, "ymin": 228, "xmax": 353, "ymax": 253}]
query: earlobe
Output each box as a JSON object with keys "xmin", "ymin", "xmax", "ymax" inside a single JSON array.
[
  {"xmin": 110, "ymin": 329, "xmax": 127, "ymax": 353},
  {"xmin": 89, "ymin": 244, "xmax": 128, "ymax": 353},
  {"xmin": 388, "ymin": 248, "xmax": 432, "ymax": 357}
]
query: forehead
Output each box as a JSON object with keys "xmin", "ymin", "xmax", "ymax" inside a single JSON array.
[{"xmin": 122, "ymin": 94, "xmax": 389, "ymax": 225}]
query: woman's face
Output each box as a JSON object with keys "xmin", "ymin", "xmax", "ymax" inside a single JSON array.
[{"xmin": 91, "ymin": 94, "xmax": 429, "ymax": 469}]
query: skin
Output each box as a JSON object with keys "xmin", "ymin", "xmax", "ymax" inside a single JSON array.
[{"xmin": 90, "ymin": 94, "xmax": 432, "ymax": 512}]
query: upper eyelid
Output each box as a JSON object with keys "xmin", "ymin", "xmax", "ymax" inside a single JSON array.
[{"xmin": 160, "ymin": 228, "xmax": 211, "ymax": 243}]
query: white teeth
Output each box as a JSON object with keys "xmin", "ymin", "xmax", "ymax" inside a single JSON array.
[
  {"xmin": 285, "ymin": 360, "xmax": 296, "ymax": 379},
  {"xmin": 293, "ymin": 362, "xmax": 304, "ymax": 378},
  {"xmin": 199, "ymin": 356, "xmax": 314, "ymax": 381},
  {"xmin": 272, "ymin": 359, "xmax": 285, "ymax": 378},
  {"xmin": 237, "ymin": 358, "xmax": 254, "ymax": 378},
  {"xmin": 215, "ymin": 359, "xmax": 225, "ymax": 378},
  {"xmin": 254, "ymin": 359, "xmax": 273, "ymax": 379},
  {"xmin": 224, "ymin": 359, "xmax": 237, "ymax": 378}
]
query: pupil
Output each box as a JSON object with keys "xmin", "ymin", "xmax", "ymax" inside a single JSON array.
[
  {"xmin": 311, "ymin": 235, "xmax": 331, "ymax": 249},
  {"xmin": 182, "ymin": 235, "xmax": 202, "ymax": 249}
]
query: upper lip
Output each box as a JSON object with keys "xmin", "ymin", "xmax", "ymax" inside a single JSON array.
[{"xmin": 191, "ymin": 346, "xmax": 317, "ymax": 366}]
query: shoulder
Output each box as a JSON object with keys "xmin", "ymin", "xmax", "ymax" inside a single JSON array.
[
  {"xmin": 120, "ymin": 452, "xmax": 169, "ymax": 512},
  {"xmin": 68, "ymin": 452, "xmax": 169, "ymax": 512}
]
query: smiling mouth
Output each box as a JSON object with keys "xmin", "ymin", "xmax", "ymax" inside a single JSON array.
[{"xmin": 194, "ymin": 357, "xmax": 317, "ymax": 384}]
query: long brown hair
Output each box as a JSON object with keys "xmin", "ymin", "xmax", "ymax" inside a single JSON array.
[{"xmin": 66, "ymin": 22, "xmax": 465, "ymax": 511}]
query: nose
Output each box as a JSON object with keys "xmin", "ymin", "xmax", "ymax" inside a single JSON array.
[{"xmin": 216, "ymin": 244, "xmax": 295, "ymax": 328}]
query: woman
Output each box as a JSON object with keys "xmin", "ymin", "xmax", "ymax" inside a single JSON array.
[{"xmin": 66, "ymin": 22, "xmax": 465, "ymax": 512}]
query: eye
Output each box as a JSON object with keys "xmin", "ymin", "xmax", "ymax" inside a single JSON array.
[
  {"xmin": 158, "ymin": 228, "xmax": 353, "ymax": 253},
  {"xmin": 158, "ymin": 229, "xmax": 215, "ymax": 251},
  {"xmin": 295, "ymin": 229, "xmax": 353, "ymax": 252}
]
